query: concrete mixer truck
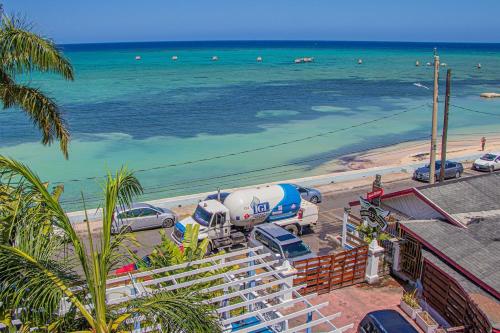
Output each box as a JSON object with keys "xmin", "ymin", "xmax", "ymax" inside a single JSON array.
[{"xmin": 171, "ymin": 184, "xmax": 319, "ymax": 253}]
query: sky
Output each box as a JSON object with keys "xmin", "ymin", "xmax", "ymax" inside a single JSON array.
[{"xmin": 4, "ymin": 0, "xmax": 500, "ymax": 44}]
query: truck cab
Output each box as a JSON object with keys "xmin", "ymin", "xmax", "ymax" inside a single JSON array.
[{"xmin": 172, "ymin": 200, "xmax": 244, "ymax": 252}]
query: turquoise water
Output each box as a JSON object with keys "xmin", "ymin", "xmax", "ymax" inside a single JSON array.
[{"xmin": 1, "ymin": 41, "xmax": 499, "ymax": 210}]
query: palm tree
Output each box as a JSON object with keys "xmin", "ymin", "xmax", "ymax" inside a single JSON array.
[
  {"xmin": 0, "ymin": 156, "xmax": 221, "ymax": 332},
  {"xmin": 0, "ymin": 15, "xmax": 74, "ymax": 158}
]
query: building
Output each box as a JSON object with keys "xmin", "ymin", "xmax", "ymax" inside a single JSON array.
[{"xmin": 349, "ymin": 173, "xmax": 500, "ymax": 333}]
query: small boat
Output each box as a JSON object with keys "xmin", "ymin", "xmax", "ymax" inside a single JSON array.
[
  {"xmin": 415, "ymin": 60, "xmax": 420, "ymax": 67},
  {"xmin": 172, "ymin": 55, "xmax": 178, "ymax": 61},
  {"xmin": 294, "ymin": 57, "xmax": 314, "ymax": 64},
  {"xmin": 477, "ymin": 63, "xmax": 482, "ymax": 69},
  {"xmin": 135, "ymin": 56, "xmax": 141, "ymax": 60},
  {"xmin": 441, "ymin": 63, "xmax": 447, "ymax": 67},
  {"xmin": 358, "ymin": 58, "xmax": 363, "ymax": 65},
  {"xmin": 426, "ymin": 62, "xmax": 432, "ymax": 66},
  {"xmin": 256, "ymin": 56, "xmax": 263, "ymax": 62},
  {"xmin": 212, "ymin": 56, "xmax": 218, "ymax": 61}
]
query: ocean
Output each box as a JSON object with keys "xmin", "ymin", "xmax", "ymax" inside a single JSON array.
[{"xmin": 1, "ymin": 41, "xmax": 499, "ymax": 210}]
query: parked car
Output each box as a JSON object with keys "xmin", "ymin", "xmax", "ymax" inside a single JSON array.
[
  {"xmin": 289, "ymin": 183, "xmax": 322, "ymax": 204},
  {"xmin": 473, "ymin": 153, "xmax": 500, "ymax": 172},
  {"xmin": 111, "ymin": 203, "xmax": 178, "ymax": 234},
  {"xmin": 413, "ymin": 161, "xmax": 463, "ymax": 182},
  {"xmin": 358, "ymin": 309, "xmax": 419, "ymax": 333},
  {"xmin": 248, "ymin": 223, "xmax": 315, "ymax": 266},
  {"xmin": 204, "ymin": 191, "xmax": 230, "ymax": 202}
]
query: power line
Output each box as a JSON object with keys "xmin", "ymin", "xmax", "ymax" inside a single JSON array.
[
  {"xmin": 53, "ymin": 103, "xmax": 430, "ymax": 185},
  {"xmin": 451, "ymin": 104, "xmax": 500, "ymax": 117},
  {"xmin": 60, "ymin": 133, "xmax": 431, "ymax": 206}
]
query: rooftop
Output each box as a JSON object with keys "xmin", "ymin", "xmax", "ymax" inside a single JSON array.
[
  {"xmin": 417, "ymin": 173, "xmax": 500, "ymax": 224},
  {"xmin": 401, "ymin": 218, "xmax": 500, "ymax": 298}
]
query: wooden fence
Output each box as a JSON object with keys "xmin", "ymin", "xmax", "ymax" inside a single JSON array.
[
  {"xmin": 293, "ymin": 245, "xmax": 368, "ymax": 295},
  {"xmin": 422, "ymin": 260, "xmax": 490, "ymax": 333}
]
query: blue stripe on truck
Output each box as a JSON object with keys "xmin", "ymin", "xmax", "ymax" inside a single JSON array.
[{"xmin": 267, "ymin": 184, "xmax": 302, "ymax": 221}]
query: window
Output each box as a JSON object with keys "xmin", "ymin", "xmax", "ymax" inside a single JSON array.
[
  {"xmin": 142, "ymin": 208, "xmax": 158, "ymax": 217},
  {"xmin": 268, "ymin": 240, "xmax": 281, "ymax": 254},
  {"xmin": 119, "ymin": 209, "xmax": 142, "ymax": 219},
  {"xmin": 282, "ymin": 241, "xmax": 311, "ymax": 259},
  {"xmin": 255, "ymin": 231, "xmax": 269, "ymax": 246},
  {"xmin": 298, "ymin": 187, "xmax": 308, "ymax": 193},
  {"xmin": 212, "ymin": 213, "xmax": 225, "ymax": 227},
  {"xmin": 193, "ymin": 206, "xmax": 212, "ymax": 227}
]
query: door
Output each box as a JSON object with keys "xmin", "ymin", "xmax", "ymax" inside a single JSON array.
[
  {"xmin": 254, "ymin": 230, "xmax": 273, "ymax": 259},
  {"xmin": 120, "ymin": 208, "xmax": 142, "ymax": 231},
  {"xmin": 495, "ymin": 157, "xmax": 500, "ymax": 170},
  {"xmin": 139, "ymin": 208, "xmax": 161, "ymax": 229},
  {"xmin": 445, "ymin": 162, "xmax": 455, "ymax": 178},
  {"xmin": 210, "ymin": 213, "xmax": 228, "ymax": 240}
]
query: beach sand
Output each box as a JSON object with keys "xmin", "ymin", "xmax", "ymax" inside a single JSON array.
[{"xmin": 72, "ymin": 133, "xmax": 500, "ymax": 234}]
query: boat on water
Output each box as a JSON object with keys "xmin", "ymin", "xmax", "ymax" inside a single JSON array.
[
  {"xmin": 256, "ymin": 56, "xmax": 263, "ymax": 62},
  {"xmin": 172, "ymin": 55, "xmax": 178, "ymax": 61},
  {"xmin": 135, "ymin": 56, "xmax": 141, "ymax": 60},
  {"xmin": 212, "ymin": 56, "xmax": 219, "ymax": 61},
  {"xmin": 415, "ymin": 60, "xmax": 420, "ymax": 66},
  {"xmin": 294, "ymin": 57, "xmax": 314, "ymax": 64},
  {"xmin": 358, "ymin": 58, "xmax": 363, "ymax": 64}
]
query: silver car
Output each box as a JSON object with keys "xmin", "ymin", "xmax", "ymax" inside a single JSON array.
[
  {"xmin": 112, "ymin": 203, "xmax": 178, "ymax": 234},
  {"xmin": 290, "ymin": 183, "xmax": 322, "ymax": 204},
  {"xmin": 248, "ymin": 224, "xmax": 315, "ymax": 266}
]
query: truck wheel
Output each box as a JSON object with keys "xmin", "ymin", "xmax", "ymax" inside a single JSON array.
[
  {"xmin": 285, "ymin": 224, "xmax": 299, "ymax": 236},
  {"xmin": 162, "ymin": 218, "xmax": 175, "ymax": 228},
  {"xmin": 206, "ymin": 242, "xmax": 213, "ymax": 255}
]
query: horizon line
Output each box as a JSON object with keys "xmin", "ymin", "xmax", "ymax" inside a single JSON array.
[{"xmin": 58, "ymin": 38, "xmax": 500, "ymax": 46}]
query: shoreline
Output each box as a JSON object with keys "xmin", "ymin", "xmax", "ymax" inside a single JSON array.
[{"xmin": 68, "ymin": 132, "xmax": 500, "ymax": 228}]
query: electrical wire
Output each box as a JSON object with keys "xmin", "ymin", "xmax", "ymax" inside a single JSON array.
[{"xmin": 53, "ymin": 102, "xmax": 430, "ymax": 185}]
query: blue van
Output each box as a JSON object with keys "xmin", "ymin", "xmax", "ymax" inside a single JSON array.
[{"xmin": 358, "ymin": 310, "xmax": 419, "ymax": 333}]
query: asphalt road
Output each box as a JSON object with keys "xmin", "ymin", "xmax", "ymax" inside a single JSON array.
[{"xmin": 100, "ymin": 167, "xmax": 486, "ymax": 261}]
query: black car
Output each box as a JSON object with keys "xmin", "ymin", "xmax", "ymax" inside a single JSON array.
[{"xmin": 358, "ymin": 310, "xmax": 418, "ymax": 333}]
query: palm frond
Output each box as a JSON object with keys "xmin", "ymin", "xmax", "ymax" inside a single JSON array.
[
  {"xmin": 117, "ymin": 290, "xmax": 221, "ymax": 333},
  {"xmin": 0, "ymin": 83, "xmax": 70, "ymax": 157},
  {"xmin": 0, "ymin": 156, "xmax": 91, "ymax": 284},
  {"xmin": 0, "ymin": 242, "xmax": 91, "ymax": 327},
  {"xmin": 0, "ymin": 15, "xmax": 74, "ymax": 80}
]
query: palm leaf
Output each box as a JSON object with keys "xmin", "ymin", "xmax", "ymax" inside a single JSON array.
[
  {"xmin": 0, "ymin": 83, "xmax": 70, "ymax": 157},
  {"xmin": 0, "ymin": 15, "xmax": 74, "ymax": 80},
  {"xmin": 118, "ymin": 290, "xmax": 221, "ymax": 333}
]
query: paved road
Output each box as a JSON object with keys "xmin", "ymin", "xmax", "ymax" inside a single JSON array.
[{"xmin": 102, "ymin": 168, "xmax": 486, "ymax": 260}]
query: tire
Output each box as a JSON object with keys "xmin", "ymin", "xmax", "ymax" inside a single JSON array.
[
  {"xmin": 285, "ymin": 224, "xmax": 299, "ymax": 236},
  {"xmin": 455, "ymin": 171, "xmax": 461, "ymax": 179},
  {"xmin": 120, "ymin": 225, "xmax": 132, "ymax": 234},
  {"xmin": 206, "ymin": 242, "xmax": 213, "ymax": 255},
  {"xmin": 310, "ymin": 196, "xmax": 319, "ymax": 204},
  {"xmin": 162, "ymin": 218, "xmax": 175, "ymax": 228}
]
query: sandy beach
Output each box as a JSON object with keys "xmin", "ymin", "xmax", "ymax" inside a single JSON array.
[{"xmin": 72, "ymin": 133, "xmax": 499, "ymax": 233}]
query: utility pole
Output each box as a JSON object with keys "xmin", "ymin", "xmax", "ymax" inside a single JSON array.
[
  {"xmin": 429, "ymin": 54, "xmax": 440, "ymax": 184},
  {"xmin": 439, "ymin": 69, "xmax": 452, "ymax": 182}
]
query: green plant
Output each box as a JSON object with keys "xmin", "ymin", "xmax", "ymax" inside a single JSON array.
[
  {"xmin": 356, "ymin": 223, "xmax": 391, "ymax": 243},
  {"xmin": 402, "ymin": 289, "xmax": 420, "ymax": 309},
  {"xmin": 0, "ymin": 15, "xmax": 74, "ymax": 158},
  {"xmin": 0, "ymin": 156, "xmax": 221, "ymax": 332}
]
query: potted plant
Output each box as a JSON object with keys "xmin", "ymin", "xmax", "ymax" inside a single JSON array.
[
  {"xmin": 400, "ymin": 289, "xmax": 422, "ymax": 319},
  {"xmin": 416, "ymin": 311, "xmax": 439, "ymax": 333}
]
